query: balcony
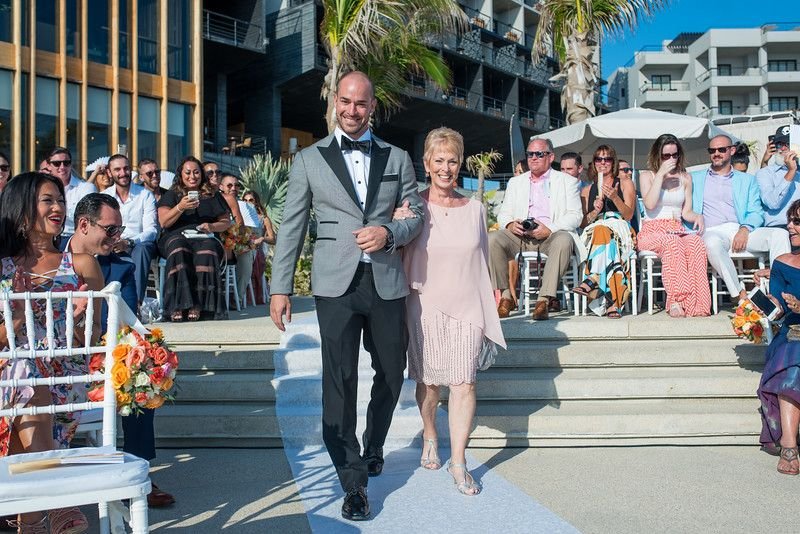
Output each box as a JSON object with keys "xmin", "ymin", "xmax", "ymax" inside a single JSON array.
[
  {"xmin": 203, "ymin": 9, "xmax": 267, "ymax": 53},
  {"xmin": 459, "ymin": 4, "xmax": 532, "ymax": 49},
  {"xmin": 638, "ymin": 81, "xmax": 691, "ymax": 104},
  {"xmin": 695, "ymin": 66, "xmax": 763, "ymax": 87},
  {"xmin": 697, "ymin": 104, "xmax": 768, "ymax": 119}
]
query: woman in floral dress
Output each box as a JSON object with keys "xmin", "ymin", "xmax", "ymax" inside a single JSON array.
[{"xmin": 0, "ymin": 172, "xmax": 103, "ymax": 533}]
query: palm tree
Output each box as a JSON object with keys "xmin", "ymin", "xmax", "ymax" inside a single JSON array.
[
  {"xmin": 532, "ymin": 0, "xmax": 670, "ymax": 124},
  {"xmin": 319, "ymin": 0, "xmax": 468, "ymax": 133},
  {"xmin": 466, "ymin": 149, "xmax": 502, "ymax": 220}
]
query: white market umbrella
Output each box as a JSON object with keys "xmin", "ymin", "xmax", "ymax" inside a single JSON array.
[{"xmin": 539, "ymin": 108, "xmax": 738, "ymax": 171}]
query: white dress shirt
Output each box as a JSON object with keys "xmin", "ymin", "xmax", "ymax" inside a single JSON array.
[
  {"xmin": 102, "ymin": 183, "xmax": 158, "ymax": 244},
  {"xmin": 64, "ymin": 175, "xmax": 97, "ymax": 235},
  {"xmin": 334, "ymin": 127, "xmax": 373, "ymax": 262}
]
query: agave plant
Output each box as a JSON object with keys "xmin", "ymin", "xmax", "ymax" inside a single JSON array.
[{"xmin": 239, "ymin": 153, "xmax": 291, "ymax": 228}]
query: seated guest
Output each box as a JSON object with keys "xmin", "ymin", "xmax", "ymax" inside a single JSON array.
[
  {"xmin": 0, "ymin": 151, "xmax": 9, "ymax": 192},
  {"xmin": 220, "ymin": 173, "xmax": 261, "ymax": 301},
  {"xmin": 638, "ymin": 134, "xmax": 710, "ymax": 317},
  {"xmin": 692, "ymin": 135, "xmax": 790, "ymax": 302},
  {"xmin": 731, "ymin": 142, "xmax": 751, "ymax": 173},
  {"xmin": 242, "ymin": 190, "xmax": 276, "ymax": 304},
  {"xmin": 573, "ymin": 145, "xmax": 637, "ymax": 318},
  {"xmin": 157, "ymin": 156, "xmax": 232, "ymax": 322},
  {"xmin": 490, "ymin": 137, "xmax": 583, "ymax": 321},
  {"xmin": 139, "ymin": 158, "xmax": 167, "ymax": 202},
  {"xmin": 514, "ymin": 158, "xmax": 528, "ymax": 176},
  {"xmin": 559, "ymin": 152, "xmax": 584, "ymax": 183},
  {"xmin": 757, "ymin": 126, "xmax": 799, "ymax": 229},
  {"xmin": 102, "ymin": 154, "xmax": 159, "ymax": 304},
  {"xmin": 0, "ymin": 172, "xmax": 103, "ymax": 533},
  {"xmin": 68, "ymin": 193, "xmax": 175, "ymax": 508},
  {"xmin": 758, "ymin": 199, "xmax": 800, "ymax": 474},
  {"xmin": 217, "ymin": 171, "xmax": 245, "ymax": 226},
  {"xmin": 203, "ymin": 160, "xmax": 223, "ymax": 191},
  {"xmin": 46, "ymin": 146, "xmax": 96, "ymax": 240},
  {"xmin": 88, "ymin": 164, "xmax": 114, "ymax": 191}
]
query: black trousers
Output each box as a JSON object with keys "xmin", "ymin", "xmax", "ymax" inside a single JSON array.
[
  {"xmin": 315, "ymin": 263, "xmax": 408, "ymax": 492},
  {"xmin": 121, "ymin": 408, "xmax": 156, "ymax": 461}
]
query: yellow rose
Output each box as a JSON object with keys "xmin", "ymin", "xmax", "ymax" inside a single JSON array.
[
  {"xmin": 144, "ymin": 396, "xmax": 165, "ymax": 409},
  {"xmin": 116, "ymin": 391, "xmax": 132, "ymax": 406},
  {"xmin": 160, "ymin": 377, "xmax": 174, "ymax": 392},
  {"xmin": 113, "ymin": 344, "xmax": 130, "ymax": 363},
  {"xmin": 733, "ymin": 316, "xmax": 747, "ymax": 328},
  {"xmin": 111, "ymin": 362, "xmax": 131, "ymax": 389},
  {"xmin": 748, "ymin": 311, "xmax": 762, "ymax": 323}
]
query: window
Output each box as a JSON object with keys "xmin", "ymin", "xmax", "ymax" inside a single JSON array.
[
  {"xmin": 119, "ymin": 92, "xmax": 131, "ymax": 154},
  {"xmin": 768, "ymin": 60, "xmax": 797, "ymax": 72},
  {"xmin": 138, "ymin": 0, "xmax": 159, "ymax": 75},
  {"xmin": 717, "ymin": 64, "xmax": 732, "ymax": 76},
  {"xmin": 138, "ymin": 96, "xmax": 160, "ymax": 163},
  {"xmin": 36, "ymin": 0, "xmax": 57, "ymax": 52},
  {"xmin": 65, "ymin": 0, "xmax": 79, "ymax": 57},
  {"xmin": 167, "ymin": 102, "xmax": 192, "ymax": 169},
  {"xmin": 651, "ymin": 74, "xmax": 671, "ymax": 91},
  {"xmin": 0, "ymin": 69, "xmax": 11, "ymax": 156},
  {"xmin": 119, "ymin": 0, "xmax": 130, "ymax": 69},
  {"xmin": 769, "ymin": 97, "xmax": 798, "ymax": 112},
  {"xmin": 87, "ymin": 87, "xmax": 111, "ymax": 164},
  {"xmin": 621, "ymin": 88, "xmax": 626, "ymax": 98},
  {"xmin": 67, "ymin": 83, "xmax": 80, "ymax": 167},
  {"xmin": 87, "ymin": 0, "xmax": 109, "ymax": 64},
  {"xmin": 168, "ymin": 0, "xmax": 192, "ymax": 81},
  {"xmin": 0, "ymin": 0, "xmax": 11, "ymax": 43},
  {"xmin": 718, "ymin": 100, "xmax": 733, "ymax": 115},
  {"xmin": 35, "ymin": 77, "xmax": 59, "ymax": 164}
]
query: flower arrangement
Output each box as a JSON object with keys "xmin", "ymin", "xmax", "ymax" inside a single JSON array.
[
  {"xmin": 731, "ymin": 299, "xmax": 768, "ymax": 344},
  {"xmin": 221, "ymin": 223, "xmax": 258, "ymax": 256},
  {"xmin": 88, "ymin": 327, "xmax": 178, "ymax": 416}
]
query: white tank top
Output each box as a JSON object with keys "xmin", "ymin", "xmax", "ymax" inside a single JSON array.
[{"xmin": 643, "ymin": 178, "xmax": 685, "ymax": 220}]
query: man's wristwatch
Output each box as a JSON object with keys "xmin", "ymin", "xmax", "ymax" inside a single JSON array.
[{"xmin": 383, "ymin": 227, "xmax": 395, "ymax": 251}]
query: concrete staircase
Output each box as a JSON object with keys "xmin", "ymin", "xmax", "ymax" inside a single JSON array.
[{"xmin": 153, "ymin": 302, "xmax": 767, "ymax": 448}]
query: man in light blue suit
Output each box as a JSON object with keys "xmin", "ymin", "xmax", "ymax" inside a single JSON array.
[{"xmin": 691, "ymin": 135, "xmax": 790, "ymax": 301}]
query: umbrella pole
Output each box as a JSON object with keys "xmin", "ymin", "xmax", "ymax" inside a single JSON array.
[{"xmin": 632, "ymin": 139, "xmax": 637, "ymax": 190}]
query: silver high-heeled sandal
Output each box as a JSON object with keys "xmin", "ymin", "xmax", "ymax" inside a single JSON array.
[
  {"xmin": 420, "ymin": 438, "xmax": 441, "ymax": 470},
  {"xmin": 446, "ymin": 461, "xmax": 481, "ymax": 495}
]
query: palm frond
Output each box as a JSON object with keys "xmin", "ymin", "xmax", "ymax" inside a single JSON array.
[{"xmin": 238, "ymin": 153, "xmax": 291, "ymax": 228}]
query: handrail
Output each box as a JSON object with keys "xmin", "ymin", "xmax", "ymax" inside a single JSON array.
[
  {"xmin": 695, "ymin": 65, "xmax": 762, "ymax": 83},
  {"xmin": 203, "ymin": 9, "xmax": 267, "ymax": 53},
  {"xmin": 640, "ymin": 81, "xmax": 691, "ymax": 92}
]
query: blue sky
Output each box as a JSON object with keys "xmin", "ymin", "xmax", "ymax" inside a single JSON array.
[{"xmin": 600, "ymin": 0, "xmax": 788, "ymax": 79}]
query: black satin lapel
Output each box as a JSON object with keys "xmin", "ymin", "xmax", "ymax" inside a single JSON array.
[
  {"xmin": 319, "ymin": 140, "xmax": 361, "ymax": 210},
  {"xmin": 364, "ymin": 145, "xmax": 391, "ymax": 214}
]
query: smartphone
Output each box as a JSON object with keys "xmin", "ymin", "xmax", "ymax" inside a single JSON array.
[
  {"xmin": 768, "ymin": 135, "xmax": 775, "ymax": 144},
  {"xmin": 748, "ymin": 287, "xmax": 780, "ymax": 320},
  {"xmin": 187, "ymin": 191, "xmax": 199, "ymax": 201}
]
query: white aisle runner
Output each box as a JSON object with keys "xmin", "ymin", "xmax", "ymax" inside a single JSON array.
[{"xmin": 273, "ymin": 314, "xmax": 579, "ymax": 533}]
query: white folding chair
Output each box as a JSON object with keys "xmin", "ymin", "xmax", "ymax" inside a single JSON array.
[
  {"xmin": 518, "ymin": 251, "xmax": 580, "ymax": 316},
  {"xmin": 0, "ymin": 283, "xmax": 151, "ymax": 533},
  {"xmin": 224, "ymin": 264, "xmax": 241, "ymax": 312},
  {"xmin": 637, "ymin": 250, "xmax": 664, "ymax": 315},
  {"xmin": 709, "ymin": 251, "xmax": 767, "ymax": 314}
]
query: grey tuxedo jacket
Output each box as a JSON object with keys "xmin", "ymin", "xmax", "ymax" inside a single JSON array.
[{"xmin": 271, "ymin": 133, "xmax": 423, "ymax": 299}]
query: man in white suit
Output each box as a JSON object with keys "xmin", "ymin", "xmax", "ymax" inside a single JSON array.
[{"xmin": 491, "ymin": 138, "xmax": 583, "ymax": 320}]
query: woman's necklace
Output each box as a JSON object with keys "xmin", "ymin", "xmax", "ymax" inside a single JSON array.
[{"xmin": 429, "ymin": 192, "xmax": 458, "ymax": 216}]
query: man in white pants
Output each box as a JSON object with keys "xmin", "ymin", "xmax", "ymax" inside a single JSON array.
[{"xmin": 691, "ymin": 135, "xmax": 790, "ymax": 302}]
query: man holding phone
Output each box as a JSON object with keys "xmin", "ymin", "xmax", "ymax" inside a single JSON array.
[{"xmin": 757, "ymin": 126, "xmax": 800, "ymax": 229}]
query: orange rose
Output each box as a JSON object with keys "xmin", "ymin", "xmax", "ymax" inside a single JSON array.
[
  {"xmin": 732, "ymin": 316, "xmax": 747, "ymax": 328},
  {"xmin": 747, "ymin": 311, "xmax": 762, "ymax": 322},
  {"xmin": 111, "ymin": 362, "xmax": 131, "ymax": 389},
  {"xmin": 126, "ymin": 346, "xmax": 147, "ymax": 368},
  {"xmin": 150, "ymin": 328, "xmax": 163, "ymax": 340},
  {"xmin": 89, "ymin": 354, "xmax": 105, "ymax": 373},
  {"xmin": 113, "ymin": 344, "xmax": 130, "ymax": 363},
  {"xmin": 145, "ymin": 396, "xmax": 165, "ymax": 409},
  {"xmin": 152, "ymin": 347, "xmax": 170, "ymax": 366},
  {"xmin": 87, "ymin": 386, "xmax": 105, "ymax": 402},
  {"xmin": 116, "ymin": 391, "xmax": 132, "ymax": 406}
]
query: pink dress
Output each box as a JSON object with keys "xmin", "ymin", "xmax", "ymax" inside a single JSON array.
[{"xmin": 403, "ymin": 198, "xmax": 506, "ymax": 385}]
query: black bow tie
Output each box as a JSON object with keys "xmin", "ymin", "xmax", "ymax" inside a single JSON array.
[{"xmin": 341, "ymin": 137, "xmax": 371, "ymax": 154}]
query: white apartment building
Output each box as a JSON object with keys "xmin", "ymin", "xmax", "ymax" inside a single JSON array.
[{"xmin": 617, "ymin": 24, "xmax": 800, "ymax": 118}]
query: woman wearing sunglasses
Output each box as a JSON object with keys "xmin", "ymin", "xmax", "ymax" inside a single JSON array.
[
  {"xmin": 637, "ymin": 134, "xmax": 710, "ymax": 317},
  {"xmin": 574, "ymin": 144, "xmax": 636, "ymax": 318},
  {"xmin": 241, "ymin": 191, "xmax": 276, "ymax": 305}
]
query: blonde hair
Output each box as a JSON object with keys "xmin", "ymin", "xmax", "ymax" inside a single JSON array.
[{"xmin": 423, "ymin": 127, "xmax": 464, "ymax": 166}]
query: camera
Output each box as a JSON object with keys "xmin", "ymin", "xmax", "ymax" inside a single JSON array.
[{"xmin": 522, "ymin": 218, "xmax": 538, "ymax": 231}]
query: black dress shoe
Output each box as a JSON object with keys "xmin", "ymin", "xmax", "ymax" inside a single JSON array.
[
  {"xmin": 363, "ymin": 447, "xmax": 384, "ymax": 477},
  {"xmin": 341, "ymin": 486, "xmax": 370, "ymax": 521}
]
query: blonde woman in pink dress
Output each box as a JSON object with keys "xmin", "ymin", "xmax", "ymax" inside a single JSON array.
[{"xmin": 399, "ymin": 127, "xmax": 506, "ymax": 495}]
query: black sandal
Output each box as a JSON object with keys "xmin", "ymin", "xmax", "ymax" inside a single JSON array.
[{"xmin": 572, "ymin": 279, "xmax": 598, "ymax": 297}]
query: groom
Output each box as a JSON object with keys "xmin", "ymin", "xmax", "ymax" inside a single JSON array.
[{"xmin": 270, "ymin": 71, "xmax": 423, "ymax": 521}]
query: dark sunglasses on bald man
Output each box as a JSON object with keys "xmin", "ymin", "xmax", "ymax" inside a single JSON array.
[
  {"xmin": 90, "ymin": 221, "xmax": 126, "ymax": 237},
  {"xmin": 144, "ymin": 169, "xmax": 161, "ymax": 178},
  {"xmin": 526, "ymin": 150, "xmax": 551, "ymax": 159},
  {"xmin": 707, "ymin": 146, "xmax": 732, "ymax": 154}
]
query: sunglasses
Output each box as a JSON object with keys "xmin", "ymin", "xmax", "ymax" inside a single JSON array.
[
  {"xmin": 707, "ymin": 146, "xmax": 732, "ymax": 154},
  {"xmin": 205, "ymin": 169, "xmax": 223, "ymax": 176},
  {"xmin": 49, "ymin": 159, "xmax": 71, "ymax": 167},
  {"xmin": 661, "ymin": 152, "xmax": 679, "ymax": 160},
  {"xmin": 775, "ymin": 141, "xmax": 789, "ymax": 150},
  {"xmin": 144, "ymin": 170, "xmax": 161, "ymax": 178},
  {"xmin": 789, "ymin": 217, "xmax": 800, "ymax": 226},
  {"xmin": 0, "ymin": 164, "xmax": 9, "ymax": 172},
  {"xmin": 90, "ymin": 221, "xmax": 126, "ymax": 237},
  {"xmin": 526, "ymin": 150, "xmax": 551, "ymax": 159},
  {"xmin": 620, "ymin": 167, "xmax": 633, "ymax": 173},
  {"xmin": 594, "ymin": 156, "xmax": 614, "ymax": 163}
]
